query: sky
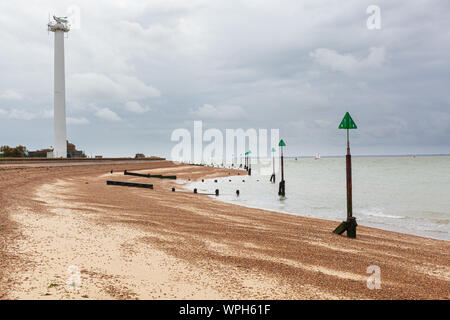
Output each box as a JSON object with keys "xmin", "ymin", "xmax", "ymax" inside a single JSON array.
[{"xmin": 0, "ymin": 0, "xmax": 449, "ymax": 158}]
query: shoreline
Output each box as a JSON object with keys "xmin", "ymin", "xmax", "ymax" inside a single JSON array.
[
  {"xmin": 0, "ymin": 161, "xmax": 449, "ymax": 299},
  {"xmin": 186, "ymin": 175, "xmax": 450, "ymax": 242}
]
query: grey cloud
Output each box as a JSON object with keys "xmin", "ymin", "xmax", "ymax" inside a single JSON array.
[
  {"xmin": 0, "ymin": 0, "xmax": 449, "ymax": 157},
  {"xmin": 95, "ymin": 107, "xmax": 122, "ymax": 122},
  {"xmin": 310, "ymin": 47, "xmax": 386, "ymax": 75},
  {"xmin": 190, "ymin": 104, "xmax": 247, "ymax": 120}
]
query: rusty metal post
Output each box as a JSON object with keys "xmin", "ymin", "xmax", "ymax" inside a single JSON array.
[
  {"xmin": 278, "ymin": 141, "xmax": 286, "ymax": 197},
  {"xmin": 346, "ymin": 129, "xmax": 357, "ymax": 238},
  {"xmin": 333, "ymin": 112, "xmax": 357, "ymax": 238},
  {"xmin": 346, "ymin": 129, "xmax": 352, "ymax": 221}
]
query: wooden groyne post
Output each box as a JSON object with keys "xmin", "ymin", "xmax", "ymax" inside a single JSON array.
[
  {"xmin": 106, "ymin": 180, "xmax": 153, "ymax": 189},
  {"xmin": 124, "ymin": 170, "xmax": 176, "ymax": 179}
]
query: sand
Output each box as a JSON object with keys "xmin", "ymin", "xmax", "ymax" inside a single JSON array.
[{"xmin": 0, "ymin": 160, "xmax": 449, "ymax": 299}]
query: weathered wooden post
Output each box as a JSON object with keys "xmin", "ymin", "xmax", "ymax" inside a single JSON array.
[
  {"xmin": 270, "ymin": 147, "xmax": 276, "ymax": 183},
  {"xmin": 333, "ymin": 112, "xmax": 358, "ymax": 238},
  {"xmin": 278, "ymin": 139, "xmax": 286, "ymax": 197}
]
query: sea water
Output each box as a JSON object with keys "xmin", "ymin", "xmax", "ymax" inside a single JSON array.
[{"xmin": 187, "ymin": 156, "xmax": 450, "ymax": 241}]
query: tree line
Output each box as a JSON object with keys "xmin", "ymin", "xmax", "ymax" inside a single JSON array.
[{"xmin": 0, "ymin": 145, "xmax": 27, "ymax": 157}]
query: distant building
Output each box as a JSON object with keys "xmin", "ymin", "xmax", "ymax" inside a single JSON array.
[
  {"xmin": 135, "ymin": 153, "xmax": 145, "ymax": 159},
  {"xmin": 67, "ymin": 141, "xmax": 86, "ymax": 158},
  {"xmin": 28, "ymin": 148, "xmax": 53, "ymax": 158},
  {"xmin": 28, "ymin": 141, "xmax": 86, "ymax": 158},
  {"xmin": 95, "ymin": 155, "xmax": 103, "ymax": 159}
]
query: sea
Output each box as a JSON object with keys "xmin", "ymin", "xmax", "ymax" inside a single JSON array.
[{"xmin": 186, "ymin": 156, "xmax": 450, "ymax": 241}]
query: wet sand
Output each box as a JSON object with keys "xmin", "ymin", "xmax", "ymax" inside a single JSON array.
[{"xmin": 0, "ymin": 160, "xmax": 449, "ymax": 299}]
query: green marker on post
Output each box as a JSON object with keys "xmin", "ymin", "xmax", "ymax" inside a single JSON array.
[
  {"xmin": 334, "ymin": 112, "xmax": 358, "ymax": 238},
  {"xmin": 278, "ymin": 139, "xmax": 286, "ymax": 197},
  {"xmin": 338, "ymin": 112, "xmax": 357, "ymax": 129}
]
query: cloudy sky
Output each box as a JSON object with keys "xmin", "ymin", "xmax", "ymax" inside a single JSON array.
[{"xmin": 0, "ymin": 0, "xmax": 449, "ymax": 157}]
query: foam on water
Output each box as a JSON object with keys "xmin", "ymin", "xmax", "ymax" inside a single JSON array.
[
  {"xmin": 359, "ymin": 209, "xmax": 406, "ymax": 219},
  {"xmin": 187, "ymin": 156, "xmax": 450, "ymax": 241}
]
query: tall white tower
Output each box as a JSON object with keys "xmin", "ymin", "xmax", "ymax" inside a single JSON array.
[{"xmin": 48, "ymin": 16, "xmax": 70, "ymax": 158}]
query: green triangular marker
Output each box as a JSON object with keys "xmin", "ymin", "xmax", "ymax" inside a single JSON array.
[
  {"xmin": 339, "ymin": 112, "xmax": 357, "ymax": 129},
  {"xmin": 278, "ymin": 139, "xmax": 286, "ymax": 147}
]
